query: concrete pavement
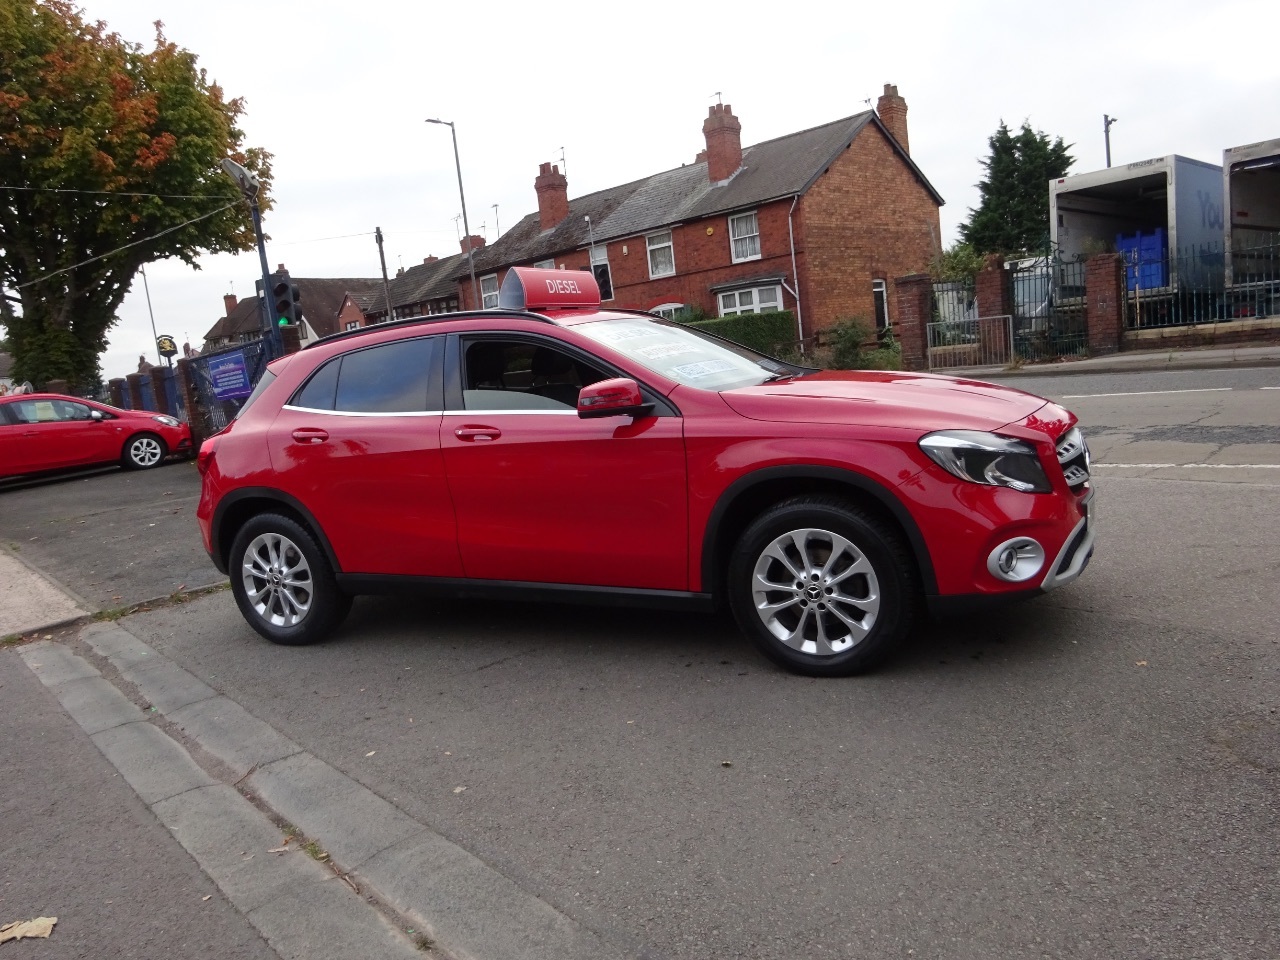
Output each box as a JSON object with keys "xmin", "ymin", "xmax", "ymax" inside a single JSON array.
[
  {"xmin": 949, "ymin": 341, "xmax": 1280, "ymax": 380},
  {"xmin": 0, "ymin": 547, "xmax": 86, "ymax": 636}
]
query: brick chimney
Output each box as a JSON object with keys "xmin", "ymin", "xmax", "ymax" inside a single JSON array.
[
  {"xmin": 876, "ymin": 83, "xmax": 909, "ymax": 155},
  {"xmin": 535, "ymin": 162, "xmax": 569, "ymax": 230},
  {"xmin": 423, "ymin": 255, "xmax": 438, "ymax": 264},
  {"xmin": 702, "ymin": 103, "xmax": 742, "ymax": 182},
  {"xmin": 223, "ymin": 293, "xmax": 238, "ymax": 316},
  {"xmin": 460, "ymin": 235, "xmax": 486, "ymax": 255}
]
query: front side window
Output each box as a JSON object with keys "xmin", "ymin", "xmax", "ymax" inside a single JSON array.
[
  {"xmin": 461, "ymin": 339, "xmax": 608, "ymax": 411},
  {"xmin": 729, "ymin": 211, "xmax": 760, "ymax": 262},
  {"xmin": 576, "ymin": 317, "xmax": 791, "ymax": 391},
  {"xmin": 290, "ymin": 338, "xmax": 438, "ymax": 414},
  {"xmin": 480, "ymin": 274, "xmax": 499, "ymax": 309},
  {"xmin": 6, "ymin": 398, "xmax": 90, "ymax": 423},
  {"xmin": 719, "ymin": 284, "xmax": 781, "ymax": 317},
  {"xmin": 647, "ymin": 231, "xmax": 675, "ymax": 279}
]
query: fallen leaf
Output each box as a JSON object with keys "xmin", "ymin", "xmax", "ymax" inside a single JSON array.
[
  {"xmin": 0, "ymin": 917, "xmax": 57, "ymax": 943},
  {"xmin": 202, "ymin": 895, "xmax": 211, "ymax": 901},
  {"xmin": 267, "ymin": 846, "xmax": 290, "ymax": 854},
  {"xmin": 365, "ymin": 750, "xmax": 376, "ymax": 757},
  {"xmin": 627, "ymin": 720, "xmax": 635, "ymax": 724},
  {"xmin": 1136, "ymin": 660, "xmax": 1148, "ymax": 667},
  {"xmin": 721, "ymin": 760, "xmax": 733, "ymax": 767},
  {"xmin": 453, "ymin": 786, "xmax": 466, "ymax": 794},
  {"xmin": 444, "ymin": 751, "xmax": 451, "ymax": 756}
]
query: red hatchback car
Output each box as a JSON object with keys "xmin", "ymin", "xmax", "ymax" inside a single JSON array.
[
  {"xmin": 0, "ymin": 393, "xmax": 191, "ymax": 480},
  {"xmin": 197, "ymin": 268, "xmax": 1094, "ymax": 676}
]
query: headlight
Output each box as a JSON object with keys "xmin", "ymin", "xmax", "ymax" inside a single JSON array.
[
  {"xmin": 919, "ymin": 430, "xmax": 1052, "ymax": 494},
  {"xmin": 152, "ymin": 415, "xmax": 180, "ymax": 427}
]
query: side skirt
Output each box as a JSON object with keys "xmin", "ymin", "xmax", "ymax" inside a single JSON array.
[{"xmin": 335, "ymin": 574, "xmax": 717, "ymax": 613}]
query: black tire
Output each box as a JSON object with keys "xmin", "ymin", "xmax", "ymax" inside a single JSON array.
[
  {"xmin": 726, "ymin": 495, "xmax": 918, "ymax": 677},
  {"xmin": 228, "ymin": 512, "xmax": 351, "ymax": 646},
  {"xmin": 121, "ymin": 432, "xmax": 166, "ymax": 470}
]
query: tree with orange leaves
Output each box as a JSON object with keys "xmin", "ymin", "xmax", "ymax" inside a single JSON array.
[{"xmin": 0, "ymin": 1, "xmax": 272, "ymax": 387}]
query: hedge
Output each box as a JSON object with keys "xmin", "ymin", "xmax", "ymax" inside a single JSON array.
[{"xmin": 682, "ymin": 310, "xmax": 796, "ymax": 356}]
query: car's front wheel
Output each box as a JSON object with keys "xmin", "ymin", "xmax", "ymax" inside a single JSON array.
[
  {"xmin": 229, "ymin": 513, "xmax": 351, "ymax": 646},
  {"xmin": 727, "ymin": 496, "xmax": 918, "ymax": 676},
  {"xmin": 122, "ymin": 433, "xmax": 166, "ymax": 470}
]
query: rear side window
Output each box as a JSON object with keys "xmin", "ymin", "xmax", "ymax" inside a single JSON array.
[
  {"xmin": 291, "ymin": 337, "xmax": 438, "ymax": 413},
  {"xmin": 234, "ymin": 370, "xmax": 276, "ymax": 420}
]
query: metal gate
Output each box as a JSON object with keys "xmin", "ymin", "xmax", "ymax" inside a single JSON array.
[
  {"xmin": 186, "ymin": 338, "xmax": 275, "ymax": 438},
  {"xmin": 1008, "ymin": 255, "xmax": 1088, "ymax": 361}
]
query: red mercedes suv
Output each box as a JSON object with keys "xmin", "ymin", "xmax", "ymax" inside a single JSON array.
[{"xmin": 196, "ymin": 268, "xmax": 1094, "ymax": 676}]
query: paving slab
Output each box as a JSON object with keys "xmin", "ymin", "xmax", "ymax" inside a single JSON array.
[
  {"xmin": 247, "ymin": 876, "xmax": 423, "ymax": 960},
  {"xmin": 82, "ymin": 620, "xmax": 162, "ymax": 670},
  {"xmin": 169, "ymin": 696, "xmax": 302, "ymax": 779},
  {"xmin": 91, "ymin": 720, "xmax": 218, "ymax": 805},
  {"xmin": 39, "ymin": 674, "xmax": 144, "ymax": 735},
  {"xmin": 17, "ymin": 639, "xmax": 99, "ymax": 686},
  {"xmin": 117, "ymin": 654, "xmax": 218, "ymax": 712}
]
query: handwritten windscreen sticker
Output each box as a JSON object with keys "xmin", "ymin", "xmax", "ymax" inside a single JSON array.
[
  {"xmin": 636, "ymin": 342, "xmax": 698, "ymax": 360},
  {"xmin": 599, "ymin": 326, "xmax": 658, "ymax": 343},
  {"xmin": 671, "ymin": 359, "xmax": 736, "ymax": 379}
]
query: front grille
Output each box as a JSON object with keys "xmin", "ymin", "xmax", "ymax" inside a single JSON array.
[{"xmin": 1056, "ymin": 426, "xmax": 1090, "ymax": 489}]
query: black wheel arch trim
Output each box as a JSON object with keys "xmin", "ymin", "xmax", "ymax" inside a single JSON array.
[
  {"xmin": 700, "ymin": 465, "xmax": 939, "ymax": 596},
  {"xmin": 210, "ymin": 487, "xmax": 341, "ymax": 576}
]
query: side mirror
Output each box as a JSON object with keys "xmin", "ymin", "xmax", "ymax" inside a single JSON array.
[
  {"xmin": 90, "ymin": 409, "xmax": 104, "ymax": 421},
  {"xmin": 577, "ymin": 378, "xmax": 653, "ymax": 419}
]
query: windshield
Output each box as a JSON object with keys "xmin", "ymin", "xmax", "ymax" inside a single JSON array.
[{"xmin": 574, "ymin": 316, "xmax": 794, "ymax": 390}]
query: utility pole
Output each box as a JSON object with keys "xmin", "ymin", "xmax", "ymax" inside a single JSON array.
[
  {"xmin": 220, "ymin": 158, "xmax": 281, "ymax": 357},
  {"xmin": 1104, "ymin": 114, "xmax": 1118, "ymax": 168},
  {"xmin": 492, "ymin": 204, "xmax": 500, "ymax": 239},
  {"xmin": 375, "ymin": 227, "xmax": 393, "ymax": 323},
  {"xmin": 140, "ymin": 264, "xmax": 163, "ymax": 366}
]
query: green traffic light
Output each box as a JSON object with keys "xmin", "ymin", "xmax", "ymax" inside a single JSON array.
[{"xmin": 278, "ymin": 317, "xmax": 288, "ymax": 326}]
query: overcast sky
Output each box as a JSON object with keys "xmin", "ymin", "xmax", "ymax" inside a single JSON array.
[{"xmin": 27, "ymin": 0, "xmax": 1280, "ymax": 381}]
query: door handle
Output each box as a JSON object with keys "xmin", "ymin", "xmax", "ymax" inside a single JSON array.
[
  {"xmin": 291, "ymin": 428, "xmax": 329, "ymax": 444},
  {"xmin": 454, "ymin": 426, "xmax": 501, "ymax": 442}
]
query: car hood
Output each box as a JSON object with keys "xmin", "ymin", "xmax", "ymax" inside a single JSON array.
[{"xmin": 720, "ymin": 370, "xmax": 1049, "ymax": 433}]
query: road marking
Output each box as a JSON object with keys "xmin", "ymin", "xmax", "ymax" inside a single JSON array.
[
  {"xmin": 1061, "ymin": 388, "xmax": 1234, "ymax": 399},
  {"xmin": 1262, "ymin": 386, "xmax": 1280, "ymax": 390},
  {"xmin": 1095, "ymin": 462, "xmax": 1280, "ymax": 469}
]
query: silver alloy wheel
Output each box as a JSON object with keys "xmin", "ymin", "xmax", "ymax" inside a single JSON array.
[
  {"xmin": 750, "ymin": 527, "xmax": 881, "ymax": 656},
  {"xmin": 241, "ymin": 532, "xmax": 314, "ymax": 628},
  {"xmin": 130, "ymin": 436, "xmax": 163, "ymax": 467}
]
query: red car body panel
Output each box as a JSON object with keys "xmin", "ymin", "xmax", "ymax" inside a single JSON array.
[
  {"xmin": 197, "ymin": 278, "xmax": 1093, "ymax": 611},
  {"xmin": 0, "ymin": 393, "xmax": 191, "ymax": 480}
]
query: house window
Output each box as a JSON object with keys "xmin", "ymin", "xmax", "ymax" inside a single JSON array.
[
  {"xmin": 729, "ymin": 211, "xmax": 761, "ymax": 263},
  {"xmin": 532, "ymin": 258, "xmax": 554, "ymax": 269},
  {"xmin": 590, "ymin": 245, "xmax": 614, "ymax": 300},
  {"xmin": 650, "ymin": 302, "xmax": 686, "ymax": 320},
  {"xmin": 480, "ymin": 274, "xmax": 499, "ymax": 309},
  {"xmin": 718, "ymin": 284, "xmax": 782, "ymax": 317},
  {"xmin": 872, "ymin": 279, "xmax": 889, "ymax": 331},
  {"xmin": 345, "ymin": 320, "xmax": 361, "ymax": 331},
  {"xmin": 646, "ymin": 230, "xmax": 675, "ymax": 279}
]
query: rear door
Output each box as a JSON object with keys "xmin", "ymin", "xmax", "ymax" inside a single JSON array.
[
  {"xmin": 440, "ymin": 333, "xmax": 688, "ymax": 591},
  {"xmin": 266, "ymin": 335, "xmax": 463, "ymax": 577}
]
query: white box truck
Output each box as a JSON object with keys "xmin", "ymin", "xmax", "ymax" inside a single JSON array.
[
  {"xmin": 1049, "ymin": 155, "xmax": 1224, "ymax": 297},
  {"xmin": 1223, "ymin": 138, "xmax": 1280, "ymax": 317}
]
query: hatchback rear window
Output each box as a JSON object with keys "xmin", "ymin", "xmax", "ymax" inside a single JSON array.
[{"xmin": 289, "ymin": 337, "xmax": 438, "ymax": 414}]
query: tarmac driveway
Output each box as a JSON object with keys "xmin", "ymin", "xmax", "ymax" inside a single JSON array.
[{"xmin": 0, "ymin": 460, "xmax": 219, "ymax": 610}]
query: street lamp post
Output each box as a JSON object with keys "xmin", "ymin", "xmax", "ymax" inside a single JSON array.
[
  {"xmin": 426, "ymin": 119, "xmax": 481, "ymax": 309},
  {"xmin": 220, "ymin": 157, "xmax": 281, "ymax": 356},
  {"xmin": 1103, "ymin": 114, "xmax": 1118, "ymax": 168}
]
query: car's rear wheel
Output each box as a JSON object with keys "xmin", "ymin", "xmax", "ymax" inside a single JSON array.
[
  {"xmin": 122, "ymin": 433, "xmax": 165, "ymax": 470},
  {"xmin": 229, "ymin": 513, "xmax": 351, "ymax": 646},
  {"xmin": 727, "ymin": 496, "xmax": 918, "ymax": 676}
]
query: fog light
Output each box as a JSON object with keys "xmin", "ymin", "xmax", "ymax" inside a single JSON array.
[{"xmin": 986, "ymin": 537, "xmax": 1046, "ymax": 583}]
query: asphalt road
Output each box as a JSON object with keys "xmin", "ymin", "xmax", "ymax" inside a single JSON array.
[
  {"xmin": 100, "ymin": 366, "xmax": 1277, "ymax": 960},
  {"xmin": 6, "ymin": 366, "xmax": 1278, "ymax": 958},
  {"xmin": 0, "ymin": 459, "xmax": 215, "ymax": 610}
]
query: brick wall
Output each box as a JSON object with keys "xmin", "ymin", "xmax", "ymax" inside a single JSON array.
[
  {"xmin": 336, "ymin": 296, "xmax": 368, "ymax": 330},
  {"xmin": 800, "ymin": 124, "xmax": 941, "ymax": 334},
  {"xmin": 893, "ymin": 273, "xmax": 932, "ymax": 371},
  {"xmin": 1085, "ymin": 253, "xmax": 1125, "ymax": 355}
]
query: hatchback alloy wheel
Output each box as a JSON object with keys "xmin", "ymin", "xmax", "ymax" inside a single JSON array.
[{"xmin": 124, "ymin": 434, "xmax": 164, "ymax": 469}]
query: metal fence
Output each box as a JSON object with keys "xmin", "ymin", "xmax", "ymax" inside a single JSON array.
[
  {"xmin": 927, "ymin": 315, "xmax": 1013, "ymax": 370},
  {"xmin": 185, "ymin": 338, "xmax": 275, "ymax": 438},
  {"xmin": 1126, "ymin": 239, "xmax": 1280, "ymax": 328},
  {"xmin": 1010, "ymin": 256, "xmax": 1088, "ymax": 360}
]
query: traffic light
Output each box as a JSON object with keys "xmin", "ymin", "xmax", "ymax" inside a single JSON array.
[{"xmin": 270, "ymin": 270, "xmax": 303, "ymax": 327}]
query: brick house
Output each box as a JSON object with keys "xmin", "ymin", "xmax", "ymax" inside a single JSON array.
[
  {"xmin": 336, "ymin": 245, "xmax": 473, "ymax": 331},
  {"xmin": 202, "ymin": 270, "xmax": 382, "ymax": 351},
  {"xmin": 452, "ymin": 84, "xmax": 943, "ymax": 341}
]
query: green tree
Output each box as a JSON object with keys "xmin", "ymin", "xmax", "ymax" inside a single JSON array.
[
  {"xmin": 959, "ymin": 121, "xmax": 1073, "ymax": 257},
  {"xmin": 0, "ymin": 1, "xmax": 272, "ymax": 387}
]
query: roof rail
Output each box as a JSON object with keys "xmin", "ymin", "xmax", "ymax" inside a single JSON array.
[{"xmin": 305, "ymin": 309, "xmax": 556, "ymax": 349}]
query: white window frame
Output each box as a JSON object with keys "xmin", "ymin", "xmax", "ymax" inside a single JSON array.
[
  {"xmin": 872, "ymin": 279, "xmax": 889, "ymax": 331},
  {"xmin": 717, "ymin": 284, "xmax": 783, "ymax": 317},
  {"xmin": 532, "ymin": 258, "xmax": 555, "ymax": 269},
  {"xmin": 646, "ymin": 230, "xmax": 675, "ymax": 279},
  {"xmin": 589, "ymin": 245, "xmax": 614, "ymax": 301},
  {"xmin": 728, "ymin": 211, "xmax": 761, "ymax": 263},
  {"xmin": 480, "ymin": 274, "xmax": 499, "ymax": 309},
  {"xmin": 345, "ymin": 320, "xmax": 361, "ymax": 331},
  {"xmin": 650, "ymin": 302, "xmax": 685, "ymax": 320}
]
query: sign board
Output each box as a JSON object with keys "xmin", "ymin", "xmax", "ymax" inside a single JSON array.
[
  {"xmin": 156, "ymin": 335, "xmax": 179, "ymax": 359},
  {"xmin": 498, "ymin": 266, "xmax": 602, "ymax": 312},
  {"xmin": 208, "ymin": 350, "xmax": 254, "ymax": 401}
]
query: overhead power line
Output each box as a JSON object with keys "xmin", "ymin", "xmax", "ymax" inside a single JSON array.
[
  {"xmin": 1, "ymin": 185, "xmax": 237, "ymax": 202},
  {"xmin": 15, "ymin": 201, "xmax": 239, "ymax": 289}
]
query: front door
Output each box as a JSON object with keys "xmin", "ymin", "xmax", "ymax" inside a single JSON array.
[{"xmin": 440, "ymin": 336, "xmax": 688, "ymax": 591}]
